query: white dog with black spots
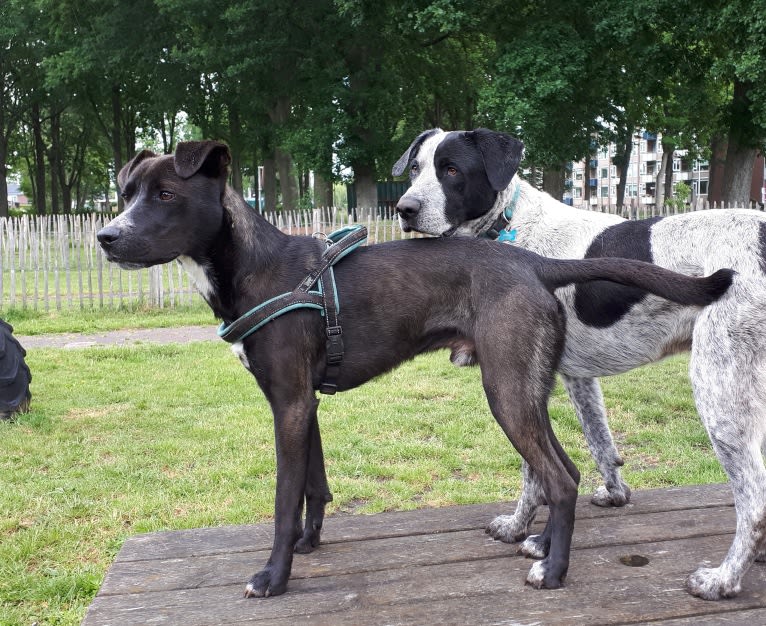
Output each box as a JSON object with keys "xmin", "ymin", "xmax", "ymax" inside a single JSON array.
[{"xmin": 393, "ymin": 127, "xmax": 766, "ymax": 600}]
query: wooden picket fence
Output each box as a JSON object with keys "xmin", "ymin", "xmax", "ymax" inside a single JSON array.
[
  {"xmin": 0, "ymin": 202, "xmax": 759, "ymax": 312},
  {"xmin": 0, "ymin": 207, "xmax": 411, "ymax": 312}
]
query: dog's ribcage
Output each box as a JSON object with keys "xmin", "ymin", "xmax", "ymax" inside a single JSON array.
[{"xmin": 516, "ymin": 206, "xmax": 766, "ymax": 378}]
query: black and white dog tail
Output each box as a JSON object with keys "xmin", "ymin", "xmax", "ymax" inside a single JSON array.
[{"xmin": 538, "ymin": 258, "xmax": 734, "ymax": 307}]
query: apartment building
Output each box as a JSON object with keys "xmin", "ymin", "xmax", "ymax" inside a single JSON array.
[{"xmin": 565, "ymin": 132, "xmax": 710, "ymax": 209}]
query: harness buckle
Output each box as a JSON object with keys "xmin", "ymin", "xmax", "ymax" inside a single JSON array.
[{"xmin": 325, "ymin": 327, "xmax": 344, "ymax": 365}]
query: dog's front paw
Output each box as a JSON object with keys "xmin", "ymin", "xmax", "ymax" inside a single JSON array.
[
  {"xmin": 485, "ymin": 514, "xmax": 528, "ymax": 543},
  {"xmin": 686, "ymin": 566, "xmax": 741, "ymax": 600},
  {"xmin": 686, "ymin": 567, "xmax": 742, "ymax": 600},
  {"xmin": 518, "ymin": 533, "xmax": 549, "ymax": 559},
  {"xmin": 590, "ymin": 482, "xmax": 631, "ymax": 508},
  {"xmin": 244, "ymin": 566, "xmax": 289, "ymax": 598},
  {"xmin": 525, "ymin": 559, "xmax": 566, "ymax": 589}
]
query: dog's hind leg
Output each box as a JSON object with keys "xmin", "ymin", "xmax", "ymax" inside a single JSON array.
[
  {"xmin": 685, "ymin": 304, "xmax": 766, "ymax": 600},
  {"xmin": 561, "ymin": 375, "xmax": 631, "ymax": 507},
  {"xmin": 479, "ymin": 313, "xmax": 579, "ymax": 589},
  {"xmin": 295, "ymin": 398, "xmax": 333, "ymax": 554},
  {"xmin": 517, "ymin": 419, "xmax": 581, "ymax": 560}
]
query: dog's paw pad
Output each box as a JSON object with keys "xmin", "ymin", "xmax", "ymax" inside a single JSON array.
[
  {"xmin": 686, "ymin": 567, "xmax": 740, "ymax": 600},
  {"xmin": 485, "ymin": 514, "xmax": 528, "ymax": 543},
  {"xmin": 245, "ymin": 569, "xmax": 287, "ymax": 598},
  {"xmin": 525, "ymin": 559, "xmax": 565, "ymax": 589},
  {"xmin": 590, "ymin": 484, "xmax": 631, "ymax": 508},
  {"xmin": 519, "ymin": 534, "xmax": 549, "ymax": 559}
]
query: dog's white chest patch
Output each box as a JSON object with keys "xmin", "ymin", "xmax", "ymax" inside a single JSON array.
[
  {"xmin": 230, "ymin": 341, "xmax": 251, "ymax": 372},
  {"xmin": 178, "ymin": 256, "xmax": 215, "ymax": 301}
]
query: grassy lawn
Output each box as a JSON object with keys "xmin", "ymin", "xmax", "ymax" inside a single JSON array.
[
  {"xmin": 2, "ymin": 303, "xmax": 215, "ymax": 336},
  {"xmin": 0, "ymin": 342, "xmax": 724, "ymax": 626}
]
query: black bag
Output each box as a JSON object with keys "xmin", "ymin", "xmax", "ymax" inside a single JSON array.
[{"xmin": 0, "ymin": 320, "xmax": 31, "ymax": 419}]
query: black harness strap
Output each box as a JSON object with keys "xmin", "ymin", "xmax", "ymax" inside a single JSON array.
[
  {"xmin": 318, "ymin": 267, "xmax": 343, "ymax": 395},
  {"xmin": 217, "ymin": 226, "xmax": 367, "ymax": 395}
]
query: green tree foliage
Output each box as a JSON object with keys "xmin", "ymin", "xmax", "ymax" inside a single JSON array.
[{"xmin": 2, "ymin": 0, "xmax": 765, "ymax": 214}]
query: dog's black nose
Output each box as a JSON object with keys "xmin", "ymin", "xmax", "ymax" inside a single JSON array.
[
  {"xmin": 97, "ymin": 226, "xmax": 121, "ymax": 247},
  {"xmin": 396, "ymin": 196, "xmax": 421, "ymax": 219}
]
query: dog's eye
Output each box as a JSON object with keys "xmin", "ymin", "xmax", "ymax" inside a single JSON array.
[
  {"xmin": 410, "ymin": 163, "xmax": 419, "ymax": 173},
  {"xmin": 120, "ymin": 191, "xmax": 128, "ymax": 199},
  {"xmin": 159, "ymin": 191, "xmax": 175, "ymax": 201},
  {"xmin": 447, "ymin": 166, "xmax": 457, "ymax": 177}
]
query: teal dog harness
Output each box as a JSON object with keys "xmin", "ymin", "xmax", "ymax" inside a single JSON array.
[{"xmin": 217, "ymin": 225, "xmax": 367, "ymax": 394}]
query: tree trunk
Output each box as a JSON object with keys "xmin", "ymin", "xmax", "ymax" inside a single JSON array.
[
  {"xmin": 614, "ymin": 131, "xmax": 633, "ymax": 211},
  {"xmin": 655, "ymin": 147, "xmax": 673, "ymax": 210},
  {"xmin": 252, "ymin": 157, "xmax": 261, "ymax": 211},
  {"xmin": 313, "ymin": 172, "xmax": 334, "ymax": 208},
  {"xmin": 721, "ymin": 80, "xmax": 759, "ymax": 206},
  {"xmin": 721, "ymin": 139, "xmax": 757, "ymax": 206},
  {"xmin": 228, "ymin": 107, "xmax": 243, "ymax": 193},
  {"xmin": 268, "ymin": 96, "xmax": 299, "ymax": 211},
  {"xmin": 707, "ymin": 135, "xmax": 726, "ymax": 204},
  {"xmin": 229, "ymin": 148, "xmax": 243, "ymax": 194},
  {"xmin": 542, "ymin": 165, "xmax": 565, "ymax": 202},
  {"xmin": 275, "ymin": 147, "xmax": 299, "ymax": 210},
  {"xmin": 31, "ymin": 102, "xmax": 47, "ymax": 215},
  {"xmin": 111, "ymin": 85, "xmax": 124, "ymax": 211},
  {"xmin": 263, "ymin": 157, "xmax": 277, "ymax": 213},
  {"xmin": 0, "ymin": 139, "xmax": 8, "ymax": 218},
  {"xmin": 48, "ymin": 112, "xmax": 62, "ymax": 214},
  {"xmin": 664, "ymin": 149, "xmax": 674, "ymax": 203},
  {"xmin": 352, "ymin": 160, "xmax": 377, "ymax": 209}
]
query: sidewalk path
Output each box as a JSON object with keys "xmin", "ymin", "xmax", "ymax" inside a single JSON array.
[{"xmin": 16, "ymin": 325, "xmax": 219, "ymax": 349}]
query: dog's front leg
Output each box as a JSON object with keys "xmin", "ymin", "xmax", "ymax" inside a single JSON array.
[
  {"xmin": 561, "ymin": 375, "xmax": 631, "ymax": 507},
  {"xmin": 486, "ymin": 460, "xmax": 545, "ymax": 543},
  {"xmin": 295, "ymin": 398, "xmax": 333, "ymax": 554},
  {"xmin": 245, "ymin": 396, "xmax": 314, "ymax": 598}
]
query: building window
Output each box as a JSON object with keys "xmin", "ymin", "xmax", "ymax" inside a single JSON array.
[
  {"xmin": 673, "ymin": 159, "xmax": 682, "ymax": 172},
  {"xmin": 601, "ymin": 167, "xmax": 609, "ymax": 179},
  {"xmin": 626, "ymin": 183, "xmax": 638, "ymax": 197},
  {"xmin": 575, "ymin": 171, "xmax": 583, "ymax": 181},
  {"xmin": 574, "ymin": 187, "xmax": 582, "ymax": 199},
  {"xmin": 601, "ymin": 185, "xmax": 609, "ymax": 198}
]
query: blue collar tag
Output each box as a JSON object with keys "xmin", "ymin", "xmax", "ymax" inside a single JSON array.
[{"xmin": 497, "ymin": 228, "xmax": 517, "ymax": 243}]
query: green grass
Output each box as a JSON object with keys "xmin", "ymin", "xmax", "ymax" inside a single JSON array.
[
  {"xmin": 1, "ymin": 302, "xmax": 215, "ymax": 335},
  {"xmin": 0, "ymin": 344, "xmax": 724, "ymax": 626}
]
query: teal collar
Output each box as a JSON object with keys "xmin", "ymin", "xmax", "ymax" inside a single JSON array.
[{"xmin": 483, "ymin": 184, "xmax": 520, "ymax": 243}]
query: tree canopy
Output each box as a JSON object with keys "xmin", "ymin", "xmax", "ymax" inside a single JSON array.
[{"xmin": 2, "ymin": 0, "xmax": 764, "ymax": 216}]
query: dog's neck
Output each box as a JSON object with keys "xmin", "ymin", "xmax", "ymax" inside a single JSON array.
[
  {"xmin": 180, "ymin": 188, "xmax": 298, "ymax": 325},
  {"xmin": 466, "ymin": 177, "xmax": 538, "ymax": 240}
]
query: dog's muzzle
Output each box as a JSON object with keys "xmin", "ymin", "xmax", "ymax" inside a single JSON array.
[
  {"xmin": 96, "ymin": 225, "xmax": 157, "ymax": 269},
  {"xmin": 395, "ymin": 196, "xmax": 421, "ymax": 232}
]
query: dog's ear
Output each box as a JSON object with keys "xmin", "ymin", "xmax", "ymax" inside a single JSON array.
[
  {"xmin": 174, "ymin": 141, "xmax": 232, "ymax": 180},
  {"xmin": 392, "ymin": 129, "xmax": 441, "ymax": 177},
  {"xmin": 117, "ymin": 149, "xmax": 156, "ymax": 189},
  {"xmin": 469, "ymin": 129, "xmax": 525, "ymax": 191}
]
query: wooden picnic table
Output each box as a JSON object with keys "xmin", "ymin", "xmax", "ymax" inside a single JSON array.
[{"xmin": 81, "ymin": 483, "xmax": 766, "ymax": 625}]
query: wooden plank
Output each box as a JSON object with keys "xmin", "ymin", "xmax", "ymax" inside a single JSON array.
[
  {"xmin": 81, "ymin": 534, "xmax": 766, "ymax": 626},
  {"xmin": 99, "ymin": 505, "xmax": 737, "ymax": 596},
  {"xmin": 114, "ymin": 484, "xmax": 733, "ymax": 563},
  {"xmin": 652, "ymin": 608, "xmax": 766, "ymax": 624}
]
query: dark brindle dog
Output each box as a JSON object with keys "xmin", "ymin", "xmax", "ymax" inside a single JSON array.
[{"xmin": 97, "ymin": 140, "xmax": 732, "ymax": 597}]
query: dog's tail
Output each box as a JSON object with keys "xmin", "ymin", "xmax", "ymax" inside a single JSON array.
[{"xmin": 538, "ymin": 257, "xmax": 734, "ymax": 307}]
